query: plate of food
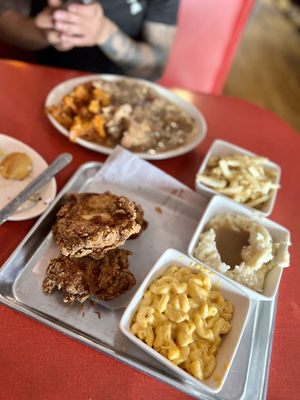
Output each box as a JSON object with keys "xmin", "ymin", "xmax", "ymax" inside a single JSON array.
[
  {"xmin": 45, "ymin": 74, "xmax": 207, "ymax": 160},
  {"xmin": 0, "ymin": 133, "xmax": 57, "ymax": 221}
]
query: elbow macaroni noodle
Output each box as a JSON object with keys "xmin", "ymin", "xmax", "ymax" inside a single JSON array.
[{"xmin": 130, "ymin": 264, "xmax": 233, "ymax": 381}]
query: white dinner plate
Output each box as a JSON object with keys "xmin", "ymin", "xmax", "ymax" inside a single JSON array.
[
  {"xmin": 0, "ymin": 134, "xmax": 57, "ymax": 221},
  {"xmin": 45, "ymin": 74, "xmax": 207, "ymax": 160}
]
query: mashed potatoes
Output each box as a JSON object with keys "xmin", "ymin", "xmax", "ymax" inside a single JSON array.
[{"xmin": 193, "ymin": 213, "xmax": 290, "ymax": 293}]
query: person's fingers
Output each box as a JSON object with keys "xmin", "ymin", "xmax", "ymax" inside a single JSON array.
[
  {"xmin": 35, "ymin": 11, "xmax": 54, "ymax": 29},
  {"xmin": 46, "ymin": 29, "xmax": 61, "ymax": 44},
  {"xmin": 61, "ymin": 34, "xmax": 87, "ymax": 47},
  {"xmin": 53, "ymin": 10, "xmax": 81, "ymax": 24},
  {"xmin": 48, "ymin": 0, "xmax": 62, "ymax": 7},
  {"xmin": 55, "ymin": 42, "xmax": 74, "ymax": 51},
  {"xmin": 54, "ymin": 21, "xmax": 83, "ymax": 36},
  {"xmin": 68, "ymin": 3, "xmax": 99, "ymax": 18}
]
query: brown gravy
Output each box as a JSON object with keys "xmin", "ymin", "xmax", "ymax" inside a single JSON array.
[{"xmin": 211, "ymin": 225, "xmax": 250, "ymax": 269}]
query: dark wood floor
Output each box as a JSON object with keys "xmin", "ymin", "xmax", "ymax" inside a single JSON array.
[{"xmin": 224, "ymin": 0, "xmax": 300, "ymax": 134}]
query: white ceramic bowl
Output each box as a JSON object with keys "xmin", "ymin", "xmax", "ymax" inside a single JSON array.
[
  {"xmin": 188, "ymin": 195, "xmax": 291, "ymax": 301},
  {"xmin": 195, "ymin": 139, "xmax": 281, "ymax": 217},
  {"xmin": 120, "ymin": 248, "xmax": 251, "ymax": 394}
]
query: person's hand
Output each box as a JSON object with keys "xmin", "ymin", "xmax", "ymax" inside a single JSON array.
[
  {"xmin": 52, "ymin": 2, "xmax": 116, "ymax": 48},
  {"xmin": 35, "ymin": 0, "xmax": 74, "ymax": 51}
]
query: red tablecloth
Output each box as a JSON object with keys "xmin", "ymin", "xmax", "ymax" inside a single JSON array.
[{"xmin": 0, "ymin": 60, "xmax": 299, "ymax": 400}]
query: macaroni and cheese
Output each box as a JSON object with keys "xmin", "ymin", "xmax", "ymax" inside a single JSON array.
[{"xmin": 130, "ymin": 264, "xmax": 233, "ymax": 381}]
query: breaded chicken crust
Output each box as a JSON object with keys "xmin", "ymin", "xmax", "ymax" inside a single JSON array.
[
  {"xmin": 53, "ymin": 192, "xmax": 142, "ymax": 257},
  {"xmin": 42, "ymin": 249, "xmax": 135, "ymax": 303}
]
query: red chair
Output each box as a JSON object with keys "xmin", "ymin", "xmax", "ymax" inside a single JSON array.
[{"xmin": 159, "ymin": 0, "xmax": 255, "ymax": 94}]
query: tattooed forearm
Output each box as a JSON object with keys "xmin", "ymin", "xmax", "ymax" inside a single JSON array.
[
  {"xmin": 100, "ymin": 22, "xmax": 176, "ymax": 80},
  {"xmin": 101, "ymin": 31, "xmax": 164, "ymax": 79}
]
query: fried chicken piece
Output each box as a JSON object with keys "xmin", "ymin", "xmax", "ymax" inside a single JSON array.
[
  {"xmin": 90, "ymin": 251, "xmax": 135, "ymax": 301},
  {"xmin": 53, "ymin": 192, "xmax": 142, "ymax": 258},
  {"xmin": 130, "ymin": 201, "xmax": 148, "ymax": 239},
  {"xmin": 92, "ymin": 86, "xmax": 111, "ymax": 106},
  {"xmin": 92, "ymin": 114, "xmax": 106, "ymax": 138},
  {"xmin": 47, "ymin": 105, "xmax": 74, "ymax": 129},
  {"xmin": 72, "ymin": 84, "xmax": 91, "ymax": 103},
  {"xmin": 69, "ymin": 115, "xmax": 94, "ymax": 141},
  {"xmin": 81, "ymin": 200, "xmax": 148, "ymax": 258},
  {"xmin": 42, "ymin": 249, "xmax": 135, "ymax": 303}
]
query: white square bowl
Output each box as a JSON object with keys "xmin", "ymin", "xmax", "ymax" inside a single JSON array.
[
  {"xmin": 195, "ymin": 139, "xmax": 281, "ymax": 217},
  {"xmin": 188, "ymin": 195, "xmax": 291, "ymax": 301},
  {"xmin": 120, "ymin": 248, "xmax": 251, "ymax": 394}
]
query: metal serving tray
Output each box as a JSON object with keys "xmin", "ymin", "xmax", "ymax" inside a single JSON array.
[{"xmin": 0, "ymin": 162, "xmax": 277, "ymax": 400}]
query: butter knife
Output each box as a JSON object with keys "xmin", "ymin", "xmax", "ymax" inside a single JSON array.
[{"xmin": 0, "ymin": 152, "xmax": 73, "ymax": 225}]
